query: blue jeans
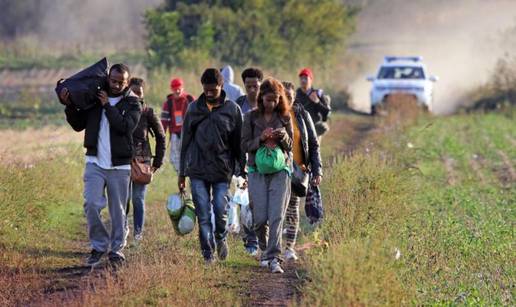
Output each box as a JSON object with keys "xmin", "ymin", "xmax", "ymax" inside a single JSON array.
[
  {"xmin": 190, "ymin": 179, "xmax": 230, "ymax": 259},
  {"xmin": 131, "ymin": 182, "xmax": 147, "ymax": 235},
  {"xmin": 243, "ymin": 224, "xmax": 258, "ymax": 250}
]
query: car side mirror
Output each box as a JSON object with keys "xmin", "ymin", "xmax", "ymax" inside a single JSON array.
[
  {"xmin": 366, "ymin": 75, "xmax": 375, "ymax": 82},
  {"xmin": 429, "ymin": 75, "xmax": 439, "ymax": 82}
]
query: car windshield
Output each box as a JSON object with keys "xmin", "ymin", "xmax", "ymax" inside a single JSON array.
[{"xmin": 377, "ymin": 66, "xmax": 425, "ymax": 80}]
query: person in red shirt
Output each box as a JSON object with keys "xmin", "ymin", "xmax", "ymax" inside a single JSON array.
[{"xmin": 160, "ymin": 78, "xmax": 195, "ymax": 173}]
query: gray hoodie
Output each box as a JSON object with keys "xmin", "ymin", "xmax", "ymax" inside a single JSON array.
[{"xmin": 221, "ymin": 65, "xmax": 245, "ymax": 102}]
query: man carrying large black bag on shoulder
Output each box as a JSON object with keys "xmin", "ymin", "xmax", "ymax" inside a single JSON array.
[{"xmin": 57, "ymin": 62, "xmax": 141, "ymax": 268}]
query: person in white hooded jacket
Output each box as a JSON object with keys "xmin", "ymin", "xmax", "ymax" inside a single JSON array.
[{"xmin": 221, "ymin": 65, "xmax": 245, "ymax": 102}]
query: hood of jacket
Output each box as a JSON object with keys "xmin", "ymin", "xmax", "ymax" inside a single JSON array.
[{"xmin": 221, "ymin": 65, "xmax": 235, "ymax": 84}]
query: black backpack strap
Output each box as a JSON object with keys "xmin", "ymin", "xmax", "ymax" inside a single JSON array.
[{"xmin": 166, "ymin": 96, "xmax": 173, "ymax": 117}]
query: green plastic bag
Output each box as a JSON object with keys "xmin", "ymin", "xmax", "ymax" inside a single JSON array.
[
  {"xmin": 166, "ymin": 194, "xmax": 184, "ymax": 220},
  {"xmin": 178, "ymin": 200, "xmax": 196, "ymax": 235},
  {"xmin": 166, "ymin": 193, "xmax": 195, "ymax": 235},
  {"xmin": 255, "ymin": 146, "xmax": 286, "ymax": 174}
]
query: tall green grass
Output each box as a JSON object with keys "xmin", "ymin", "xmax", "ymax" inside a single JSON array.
[
  {"xmin": 0, "ymin": 144, "xmax": 85, "ymax": 268},
  {"xmin": 301, "ymin": 111, "xmax": 515, "ymax": 306}
]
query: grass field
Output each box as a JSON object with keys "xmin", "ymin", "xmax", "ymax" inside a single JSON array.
[
  {"xmin": 302, "ymin": 110, "xmax": 515, "ymax": 306},
  {"xmin": 0, "ymin": 108, "xmax": 514, "ymax": 306}
]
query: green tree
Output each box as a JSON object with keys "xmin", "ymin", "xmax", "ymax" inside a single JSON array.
[
  {"xmin": 145, "ymin": 10, "xmax": 184, "ymax": 68},
  {"xmin": 145, "ymin": 0, "xmax": 357, "ymax": 69}
]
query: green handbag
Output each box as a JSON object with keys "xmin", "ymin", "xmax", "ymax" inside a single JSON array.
[{"xmin": 255, "ymin": 146, "xmax": 287, "ymax": 174}]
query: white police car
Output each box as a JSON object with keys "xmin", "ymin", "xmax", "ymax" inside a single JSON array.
[{"xmin": 366, "ymin": 56, "xmax": 438, "ymax": 114}]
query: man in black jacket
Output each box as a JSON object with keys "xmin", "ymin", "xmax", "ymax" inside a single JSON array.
[
  {"xmin": 296, "ymin": 68, "xmax": 331, "ymax": 139},
  {"xmin": 178, "ymin": 68, "xmax": 246, "ymax": 264},
  {"xmin": 58, "ymin": 64, "xmax": 141, "ymax": 267}
]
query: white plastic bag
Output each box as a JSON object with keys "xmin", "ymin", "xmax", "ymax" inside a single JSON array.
[
  {"xmin": 227, "ymin": 201, "xmax": 241, "ymax": 234},
  {"xmin": 232, "ymin": 188, "xmax": 249, "ymax": 206},
  {"xmin": 240, "ymin": 203, "xmax": 253, "ymax": 230}
]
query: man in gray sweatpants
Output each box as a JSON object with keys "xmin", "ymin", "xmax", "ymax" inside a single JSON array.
[
  {"xmin": 58, "ymin": 63, "xmax": 141, "ymax": 267},
  {"xmin": 84, "ymin": 164, "xmax": 130, "ymax": 256}
]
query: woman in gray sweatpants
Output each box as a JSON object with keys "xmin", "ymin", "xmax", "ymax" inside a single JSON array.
[{"xmin": 242, "ymin": 78, "xmax": 293, "ymax": 274}]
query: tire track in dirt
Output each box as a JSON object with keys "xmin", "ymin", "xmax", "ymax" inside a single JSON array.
[
  {"xmin": 496, "ymin": 149, "xmax": 516, "ymax": 187},
  {"xmin": 469, "ymin": 154, "xmax": 488, "ymax": 185},
  {"xmin": 245, "ymin": 262, "xmax": 302, "ymax": 306},
  {"xmin": 483, "ymin": 135, "xmax": 515, "ymax": 188}
]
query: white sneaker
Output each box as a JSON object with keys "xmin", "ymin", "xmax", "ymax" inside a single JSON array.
[
  {"xmin": 284, "ymin": 249, "xmax": 298, "ymax": 261},
  {"xmin": 270, "ymin": 259, "xmax": 284, "ymax": 274},
  {"xmin": 260, "ymin": 260, "xmax": 270, "ymax": 268}
]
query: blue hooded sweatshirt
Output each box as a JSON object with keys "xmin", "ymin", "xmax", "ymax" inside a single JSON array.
[{"xmin": 221, "ymin": 65, "xmax": 245, "ymax": 102}]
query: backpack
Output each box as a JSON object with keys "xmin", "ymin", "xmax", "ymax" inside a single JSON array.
[
  {"xmin": 167, "ymin": 94, "xmax": 195, "ymax": 117},
  {"xmin": 305, "ymin": 88, "xmax": 331, "ymax": 122}
]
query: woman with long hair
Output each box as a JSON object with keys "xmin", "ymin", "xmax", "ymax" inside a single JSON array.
[{"xmin": 241, "ymin": 78, "xmax": 293, "ymax": 274}]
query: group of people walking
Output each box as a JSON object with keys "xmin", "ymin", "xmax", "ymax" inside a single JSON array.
[{"xmin": 57, "ymin": 64, "xmax": 330, "ymax": 274}]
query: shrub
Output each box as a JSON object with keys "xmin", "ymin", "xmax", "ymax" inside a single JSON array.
[{"xmin": 145, "ymin": 0, "xmax": 357, "ymax": 70}]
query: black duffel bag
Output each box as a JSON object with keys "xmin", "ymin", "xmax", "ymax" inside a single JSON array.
[{"xmin": 55, "ymin": 58, "xmax": 109, "ymax": 110}]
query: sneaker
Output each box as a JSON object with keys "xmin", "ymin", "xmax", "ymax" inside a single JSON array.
[
  {"xmin": 284, "ymin": 249, "xmax": 298, "ymax": 261},
  {"xmin": 245, "ymin": 247, "xmax": 258, "ymax": 257},
  {"xmin": 270, "ymin": 259, "xmax": 284, "ymax": 274},
  {"xmin": 134, "ymin": 233, "xmax": 143, "ymax": 242},
  {"xmin": 259, "ymin": 260, "xmax": 270, "ymax": 268},
  {"xmin": 217, "ymin": 240, "xmax": 229, "ymax": 261},
  {"xmin": 86, "ymin": 249, "xmax": 105, "ymax": 267},
  {"xmin": 108, "ymin": 251, "xmax": 126, "ymax": 268}
]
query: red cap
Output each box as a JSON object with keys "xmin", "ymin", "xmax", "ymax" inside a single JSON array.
[
  {"xmin": 170, "ymin": 78, "xmax": 184, "ymax": 90},
  {"xmin": 298, "ymin": 68, "xmax": 313, "ymax": 79}
]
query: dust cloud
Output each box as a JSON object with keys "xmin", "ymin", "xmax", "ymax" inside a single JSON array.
[
  {"xmin": 346, "ymin": 0, "xmax": 516, "ymax": 114},
  {"xmin": 7, "ymin": 0, "xmax": 162, "ymax": 51}
]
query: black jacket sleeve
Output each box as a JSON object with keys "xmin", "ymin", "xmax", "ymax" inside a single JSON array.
[
  {"xmin": 64, "ymin": 105, "xmax": 88, "ymax": 132},
  {"xmin": 148, "ymin": 108, "xmax": 166, "ymax": 169},
  {"xmin": 230, "ymin": 106, "xmax": 246, "ymax": 178},
  {"xmin": 303, "ymin": 110, "xmax": 323, "ymax": 177},
  {"xmin": 103, "ymin": 97, "xmax": 141, "ymax": 135}
]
